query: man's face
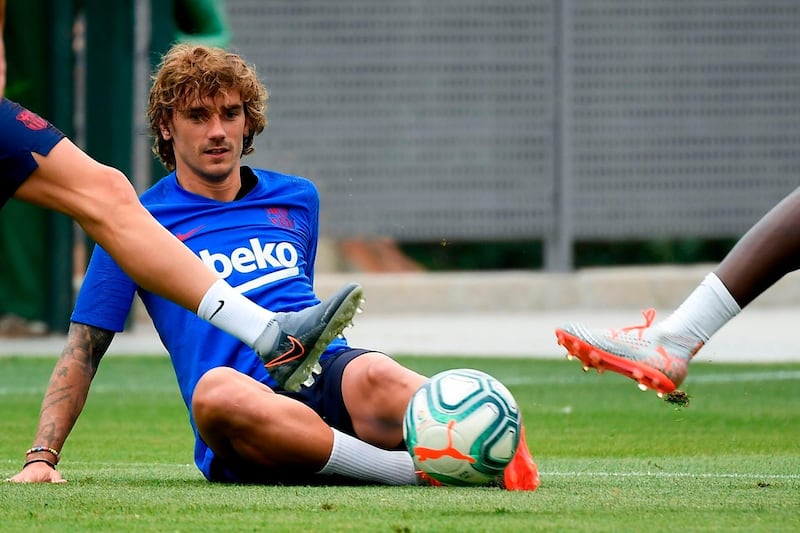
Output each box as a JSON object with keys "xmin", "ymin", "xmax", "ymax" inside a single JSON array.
[{"xmin": 165, "ymin": 90, "xmax": 248, "ymax": 183}]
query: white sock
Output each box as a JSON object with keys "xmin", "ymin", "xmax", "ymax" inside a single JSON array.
[
  {"xmin": 657, "ymin": 272, "xmax": 741, "ymax": 349},
  {"xmin": 317, "ymin": 428, "xmax": 417, "ymax": 486},
  {"xmin": 197, "ymin": 279, "xmax": 275, "ymax": 347}
]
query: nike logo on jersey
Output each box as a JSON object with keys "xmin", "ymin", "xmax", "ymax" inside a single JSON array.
[
  {"xmin": 208, "ymin": 300, "xmax": 225, "ymax": 320},
  {"xmin": 264, "ymin": 336, "xmax": 306, "ymax": 367},
  {"xmin": 176, "ymin": 225, "xmax": 206, "ymax": 242}
]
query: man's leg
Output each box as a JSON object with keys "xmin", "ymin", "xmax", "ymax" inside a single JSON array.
[
  {"xmin": 16, "ymin": 137, "xmax": 361, "ymax": 390},
  {"xmin": 340, "ymin": 351, "xmax": 427, "ymax": 449},
  {"xmin": 17, "ymin": 139, "xmax": 222, "ymax": 311},
  {"xmin": 192, "ymin": 367, "xmax": 418, "ymax": 485},
  {"xmin": 715, "ymin": 186, "xmax": 800, "ymax": 307}
]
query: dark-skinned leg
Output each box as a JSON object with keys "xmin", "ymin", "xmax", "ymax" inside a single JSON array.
[{"xmin": 715, "ymin": 187, "xmax": 800, "ymax": 307}]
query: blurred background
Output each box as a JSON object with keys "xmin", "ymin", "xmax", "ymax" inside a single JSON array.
[{"xmin": 1, "ymin": 0, "xmax": 799, "ymax": 335}]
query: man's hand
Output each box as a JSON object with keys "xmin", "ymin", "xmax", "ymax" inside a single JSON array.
[{"xmin": 6, "ymin": 462, "xmax": 67, "ymax": 483}]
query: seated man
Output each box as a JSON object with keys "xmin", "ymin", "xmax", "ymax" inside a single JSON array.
[{"xmin": 9, "ymin": 44, "xmax": 538, "ymax": 489}]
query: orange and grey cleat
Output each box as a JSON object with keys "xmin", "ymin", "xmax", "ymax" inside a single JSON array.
[{"xmin": 555, "ymin": 309, "xmax": 700, "ymax": 395}]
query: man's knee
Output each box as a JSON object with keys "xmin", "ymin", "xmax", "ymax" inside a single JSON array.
[
  {"xmin": 91, "ymin": 166, "xmax": 139, "ymax": 213},
  {"xmin": 348, "ymin": 352, "xmax": 424, "ymax": 402},
  {"xmin": 192, "ymin": 367, "xmax": 243, "ymax": 421},
  {"xmin": 353, "ymin": 352, "xmax": 395, "ymax": 388}
]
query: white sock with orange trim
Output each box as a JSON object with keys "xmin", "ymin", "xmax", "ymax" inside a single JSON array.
[
  {"xmin": 317, "ymin": 428, "xmax": 417, "ymax": 485},
  {"xmin": 656, "ymin": 272, "xmax": 741, "ymax": 351}
]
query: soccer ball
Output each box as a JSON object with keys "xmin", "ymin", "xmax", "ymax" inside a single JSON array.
[{"xmin": 403, "ymin": 368, "xmax": 521, "ymax": 486}]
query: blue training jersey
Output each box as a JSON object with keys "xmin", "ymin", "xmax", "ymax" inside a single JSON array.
[{"xmin": 71, "ymin": 167, "xmax": 350, "ymax": 473}]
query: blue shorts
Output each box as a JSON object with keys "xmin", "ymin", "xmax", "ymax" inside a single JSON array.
[
  {"xmin": 204, "ymin": 348, "xmax": 373, "ymax": 483},
  {"xmin": 0, "ymin": 98, "xmax": 65, "ymax": 208}
]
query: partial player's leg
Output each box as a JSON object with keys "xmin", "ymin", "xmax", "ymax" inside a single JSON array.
[
  {"xmin": 14, "ymin": 134, "xmax": 359, "ymax": 391},
  {"xmin": 17, "ymin": 138, "xmax": 217, "ymax": 311},
  {"xmin": 555, "ymin": 187, "xmax": 800, "ymax": 394},
  {"xmin": 715, "ymin": 186, "xmax": 800, "ymax": 307}
]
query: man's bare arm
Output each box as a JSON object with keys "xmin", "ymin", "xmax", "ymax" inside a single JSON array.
[{"xmin": 6, "ymin": 322, "xmax": 114, "ymax": 483}]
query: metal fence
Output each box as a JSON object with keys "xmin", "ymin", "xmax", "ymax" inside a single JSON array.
[{"xmin": 225, "ymin": 0, "xmax": 800, "ymax": 270}]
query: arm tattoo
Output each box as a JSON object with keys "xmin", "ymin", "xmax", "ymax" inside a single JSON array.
[
  {"xmin": 63, "ymin": 322, "xmax": 114, "ymax": 371},
  {"xmin": 36, "ymin": 322, "xmax": 116, "ymax": 445}
]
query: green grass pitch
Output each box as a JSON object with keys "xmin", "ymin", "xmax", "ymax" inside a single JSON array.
[{"xmin": 1, "ymin": 355, "xmax": 798, "ymax": 532}]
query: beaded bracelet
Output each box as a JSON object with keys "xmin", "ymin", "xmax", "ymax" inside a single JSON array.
[
  {"xmin": 23, "ymin": 458, "xmax": 57, "ymax": 470},
  {"xmin": 25, "ymin": 446, "xmax": 61, "ymax": 461}
]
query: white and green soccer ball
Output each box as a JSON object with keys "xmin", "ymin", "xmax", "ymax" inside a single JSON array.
[{"xmin": 403, "ymin": 368, "xmax": 521, "ymax": 486}]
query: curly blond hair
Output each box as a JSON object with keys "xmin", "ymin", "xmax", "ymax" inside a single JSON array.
[{"xmin": 147, "ymin": 43, "xmax": 268, "ymax": 171}]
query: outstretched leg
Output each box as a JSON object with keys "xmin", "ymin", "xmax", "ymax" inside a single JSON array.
[
  {"xmin": 17, "ymin": 138, "xmax": 227, "ymax": 311},
  {"xmin": 715, "ymin": 187, "xmax": 800, "ymax": 307},
  {"xmin": 16, "ymin": 137, "xmax": 359, "ymax": 389}
]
